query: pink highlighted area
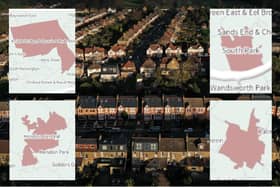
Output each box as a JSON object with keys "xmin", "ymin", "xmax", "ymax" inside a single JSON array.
[
  {"xmin": 219, "ymin": 109, "xmax": 265, "ymax": 169},
  {"xmin": 10, "ymin": 20, "xmax": 74, "ymax": 73},
  {"xmin": 221, "ymin": 27, "xmax": 263, "ymax": 71},
  {"xmin": 21, "ymin": 112, "xmax": 67, "ymax": 166}
]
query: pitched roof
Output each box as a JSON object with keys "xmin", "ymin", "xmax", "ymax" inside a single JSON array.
[
  {"xmin": 142, "ymin": 58, "xmax": 156, "ymax": 68},
  {"xmin": 121, "ymin": 60, "xmax": 136, "ymax": 70},
  {"xmin": 161, "ymin": 57, "xmax": 170, "ymax": 65},
  {"xmin": 0, "ymin": 139, "xmax": 8, "ymax": 153},
  {"xmin": 0, "ymin": 101, "xmax": 8, "ymax": 111},
  {"xmin": 78, "ymin": 96, "xmax": 97, "ymax": 108},
  {"xmin": 93, "ymin": 47, "xmax": 105, "ymax": 53},
  {"xmin": 76, "ymin": 48, "xmax": 83, "ymax": 53},
  {"xmin": 119, "ymin": 96, "xmax": 137, "ymax": 107},
  {"xmin": 164, "ymin": 96, "xmax": 184, "ymax": 107},
  {"xmin": 99, "ymin": 96, "xmax": 116, "ymax": 107},
  {"xmin": 88, "ymin": 63, "xmax": 101, "ymax": 70},
  {"xmin": 76, "ymin": 137, "xmax": 97, "ymax": 144},
  {"xmin": 159, "ymin": 137, "xmax": 186, "ymax": 152},
  {"xmin": 111, "ymin": 44, "xmax": 125, "ymax": 52},
  {"xmin": 100, "ymin": 133, "xmax": 128, "ymax": 145},
  {"xmin": 149, "ymin": 44, "xmax": 162, "ymax": 50},
  {"xmin": 143, "ymin": 96, "xmax": 162, "ymax": 107},
  {"xmin": 185, "ymin": 98, "xmax": 204, "ymax": 107}
]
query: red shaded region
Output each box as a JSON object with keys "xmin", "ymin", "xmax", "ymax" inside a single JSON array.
[
  {"xmin": 219, "ymin": 109, "xmax": 265, "ymax": 169},
  {"xmin": 221, "ymin": 35, "xmax": 263, "ymax": 71},
  {"xmin": 22, "ymin": 139, "xmax": 58, "ymax": 166},
  {"xmin": 21, "ymin": 112, "xmax": 67, "ymax": 135},
  {"xmin": 22, "ymin": 145, "xmax": 38, "ymax": 166},
  {"xmin": 11, "ymin": 20, "xmax": 74, "ymax": 73}
]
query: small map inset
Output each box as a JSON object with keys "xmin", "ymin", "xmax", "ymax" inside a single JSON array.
[
  {"xmin": 9, "ymin": 9, "xmax": 75, "ymax": 93},
  {"xmin": 210, "ymin": 9, "xmax": 272, "ymax": 93},
  {"xmin": 10, "ymin": 101, "xmax": 75, "ymax": 180},
  {"xmin": 210, "ymin": 101, "xmax": 272, "ymax": 180}
]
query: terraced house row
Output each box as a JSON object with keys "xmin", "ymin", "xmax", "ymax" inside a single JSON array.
[{"xmin": 75, "ymin": 132, "xmax": 210, "ymax": 173}]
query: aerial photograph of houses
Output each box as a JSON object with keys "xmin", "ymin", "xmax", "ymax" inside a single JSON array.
[{"xmin": 0, "ymin": 0, "xmax": 280, "ymax": 186}]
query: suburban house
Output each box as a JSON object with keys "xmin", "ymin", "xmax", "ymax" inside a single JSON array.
[
  {"xmin": 0, "ymin": 101, "xmax": 8, "ymax": 122},
  {"xmin": 98, "ymin": 133, "xmax": 128, "ymax": 159},
  {"xmin": 120, "ymin": 60, "xmax": 136, "ymax": 78},
  {"xmin": 108, "ymin": 44, "xmax": 126, "ymax": 59},
  {"xmin": 76, "ymin": 63, "xmax": 84, "ymax": 78},
  {"xmin": 184, "ymin": 97, "xmax": 206, "ymax": 119},
  {"xmin": 163, "ymin": 95, "xmax": 185, "ymax": 120},
  {"xmin": 187, "ymin": 44, "xmax": 204, "ymax": 55},
  {"xmin": 76, "ymin": 48, "xmax": 84, "ymax": 61},
  {"xmin": 92, "ymin": 47, "xmax": 107, "ymax": 61},
  {"xmin": 274, "ymin": 96, "xmax": 280, "ymax": 118},
  {"xmin": 76, "ymin": 136, "xmax": 98, "ymax": 171},
  {"xmin": 0, "ymin": 139, "xmax": 8, "ymax": 165},
  {"xmin": 142, "ymin": 96, "xmax": 164, "ymax": 121},
  {"xmin": 132, "ymin": 134, "xmax": 159, "ymax": 171},
  {"xmin": 187, "ymin": 137, "xmax": 210, "ymax": 159},
  {"xmin": 140, "ymin": 58, "xmax": 156, "ymax": 78},
  {"xmin": 84, "ymin": 47, "xmax": 94, "ymax": 61},
  {"xmin": 158, "ymin": 134, "xmax": 187, "ymax": 164},
  {"xmin": 97, "ymin": 96, "xmax": 117, "ymax": 120},
  {"xmin": 87, "ymin": 63, "xmax": 101, "ymax": 78},
  {"xmin": 160, "ymin": 57, "xmax": 170, "ymax": 76},
  {"xmin": 100, "ymin": 64, "xmax": 120, "ymax": 82},
  {"xmin": 164, "ymin": 57, "xmax": 180, "ymax": 76},
  {"xmin": 76, "ymin": 96, "xmax": 98, "ymax": 120},
  {"xmin": 118, "ymin": 96, "xmax": 138, "ymax": 120},
  {"xmin": 146, "ymin": 44, "xmax": 163, "ymax": 57},
  {"xmin": 165, "ymin": 43, "xmax": 183, "ymax": 57},
  {"xmin": 272, "ymin": 142, "xmax": 280, "ymax": 161}
]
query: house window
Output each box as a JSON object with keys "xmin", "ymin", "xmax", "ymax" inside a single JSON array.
[
  {"xmin": 151, "ymin": 143, "xmax": 157, "ymax": 151},
  {"xmin": 135, "ymin": 143, "xmax": 142, "ymax": 150},
  {"xmin": 119, "ymin": 145, "xmax": 124, "ymax": 150},
  {"xmin": 102, "ymin": 145, "xmax": 107, "ymax": 150}
]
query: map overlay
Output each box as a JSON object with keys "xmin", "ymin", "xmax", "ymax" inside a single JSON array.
[
  {"xmin": 210, "ymin": 101, "xmax": 272, "ymax": 180},
  {"xmin": 10, "ymin": 101, "xmax": 75, "ymax": 180},
  {"xmin": 210, "ymin": 9, "xmax": 272, "ymax": 93},
  {"xmin": 9, "ymin": 9, "xmax": 75, "ymax": 93}
]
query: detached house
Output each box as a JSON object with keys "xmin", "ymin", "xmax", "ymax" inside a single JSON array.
[
  {"xmin": 87, "ymin": 63, "xmax": 101, "ymax": 78},
  {"xmin": 142, "ymin": 96, "xmax": 163, "ymax": 121},
  {"xmin": 164, "ymin": 95, "xmax": 185, "ymax": 120},
  {"xmin": 84, "ymin": 47, "xmax": 94, "ymax": 61},
  {"xmin": 97, "ymin": 96, "xmax": 117, "ymax": 120},
  {"xmin": 0, "ymin": 101, "xmax": 8, "ymax": 122},
  {"xmin": 76, "ymin": 48, "xmax": 84, "ymax": 61},
  {"xmin": 161, "ymin": 58, "xmax": 180, "ymax": 76},
  {"xmin": 165, "ymin": 43, "xmax": 182, "ymax": 57},
  {"xmin": 118, "ymin": 96, "xmax": 138, "ymax": 120},
  {"xmin": 187, "ymin": 44, "xmax": 204, "ymax": 55},
  {"xmin": 140, "ymin": 58, "xmax": 156, "ymax": 78},
  {"xmin": 121, "ymin": 60, "xmax": 136, "ymax": 78},
  {"xmin": 100, "ymin": 64, "xmax": 120, "ymax": 82},
  {"xmin": 92, "ymin": 47, "xmax": 107, "ymax": 61},
  {"xmin": 108, "ymin": 45, "xmax": 126, "ymax": 59},
  {"xmin": 146, "ymin": 44, "xmax": 163, "ymax": 57},
  {"xmin": 184, "ymin": 97, "xmax": 205, "ymax": 119},
  {"xmin": 76, "ymin": 96, "xmax": 98, "ymax": 120},
  {"xmin": 76, "ymin": 63, "xmax": 84, "ymax": 78}
]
